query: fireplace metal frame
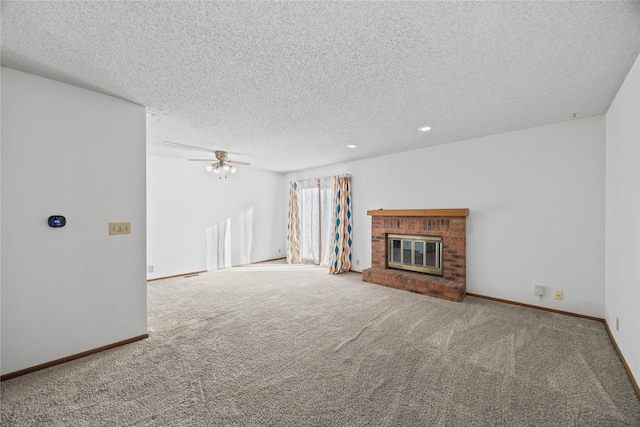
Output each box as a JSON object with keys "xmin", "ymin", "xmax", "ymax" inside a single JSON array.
[{"xmin": 387, "ymin": 234, "xmax": 443, "ymax": 276}]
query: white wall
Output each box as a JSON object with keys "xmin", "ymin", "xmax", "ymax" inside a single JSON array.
[
  {"xmin": 147, "ymin": 155, "xmax": 285, "ymax": 280},
  {"xmin": 605, "ymin": 53, "xmax": 640, "ymax": 383},
  {"xmin": 1, "ymin": 68, "xmax": 147, "ymax": 375},
  {"xmin": 286, "ymin": 116, "xmax": 605, "ymax": 318}
]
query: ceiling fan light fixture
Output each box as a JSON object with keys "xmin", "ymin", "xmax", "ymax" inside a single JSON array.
[
  {"xmin": 177, "ymin": 144, "xmax": 248, "ymax": 179},
  {"xmin": 206, "ymin": 159, "xmax": 237, "ymax": 178}
]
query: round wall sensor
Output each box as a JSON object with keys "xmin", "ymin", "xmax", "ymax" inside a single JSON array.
[{"xmin": 48, "ymin": 216, "xmax": 66, "ymax": 228}]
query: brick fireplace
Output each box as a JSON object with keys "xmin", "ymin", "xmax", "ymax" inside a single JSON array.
[{"xmin": 362, "ymin": 209, "xmax": 469, "ymax": 302}]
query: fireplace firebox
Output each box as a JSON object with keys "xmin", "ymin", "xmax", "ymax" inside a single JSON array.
[{"xmin": 387, "ymin": 234, "xmax": 443, "ymax": 276}]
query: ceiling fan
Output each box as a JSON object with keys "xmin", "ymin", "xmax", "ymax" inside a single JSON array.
[{"xmin": 161, "ymin": 141, "xmax": 251, "ymax": 179}]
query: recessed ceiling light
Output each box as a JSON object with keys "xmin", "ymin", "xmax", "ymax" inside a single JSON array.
[
  {"xmin": 419, "ymin": 126, "xmax": 432, "ymax": 132},
  {"xmin": 346, "ymin": 144, "xmax": 357, "ymax": 148}
]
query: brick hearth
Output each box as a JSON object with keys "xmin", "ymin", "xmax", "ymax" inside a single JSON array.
[{"xmin": 362, "ymin": 209, "xmax": 469, "ymax": 302}]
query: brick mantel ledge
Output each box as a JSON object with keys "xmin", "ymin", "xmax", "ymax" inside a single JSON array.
[{"xmin": 367, "ymin": 209, "xmax": 469, "ymax": 217}]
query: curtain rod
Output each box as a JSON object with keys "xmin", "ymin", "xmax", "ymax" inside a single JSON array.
[{"xmin": 290, "ymin": 174, "xmax": 350, "ymax": 184}]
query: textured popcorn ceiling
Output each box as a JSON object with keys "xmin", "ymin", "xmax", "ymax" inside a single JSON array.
[{"xmin": 2, "ymin": 1, "xmax": 639, "ymax": 172}]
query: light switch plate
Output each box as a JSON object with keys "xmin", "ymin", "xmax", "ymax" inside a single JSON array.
[{"xmin": 109, "ymin": 222, "xmax": 131, "ymax": 235}]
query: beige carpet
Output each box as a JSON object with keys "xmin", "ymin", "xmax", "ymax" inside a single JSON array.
[{"xmin": 2, "ymin": 262, "xmax": 639, "ymax": 426}]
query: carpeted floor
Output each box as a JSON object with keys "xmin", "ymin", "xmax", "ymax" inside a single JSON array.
[{"xmin": 2, "ymin": 262, "xmax": 639, "ymax": 426}]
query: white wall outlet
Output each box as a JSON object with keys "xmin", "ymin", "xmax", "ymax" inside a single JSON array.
[
  {"xmin": 278, "ymin": 248, "xmax": 281, "ymax": 254},
  {"xmin": 616, "ymin": 317, "xmax": 619, "ymax": 331},
  {"xmin": 356, "ymin": 259, "xmax": 360, "ymax": 266},
  {"xmin": 148, "ymin": 265, "xmax": 154, "ymax": 273},
  {"xmin": 109, "ymin": 222, "xmax": 131, "ymax": 235},
  {"xmin": 554, "ymin": 290, "xmax": 563, "ymax": 300},
  {"xmin": 533, "ymin": 283, "xmax": 544, "ymax": 296}
]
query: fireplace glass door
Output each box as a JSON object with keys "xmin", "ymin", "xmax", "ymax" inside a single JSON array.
[{"xmin": 387, "ymin": 234, "xmax": 443, "ymax": 276}]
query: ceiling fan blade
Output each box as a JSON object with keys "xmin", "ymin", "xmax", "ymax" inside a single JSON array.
[
  {"xmin": 164, "ymin": 142, "xmax": 250, "ymax": 166},
  {"xmin": 228, "ymin": 160, "xmax": 251, "ymax": 167},
  {"xmin": 162, "ymin": 140, "xmax": 213, "ymax": 152}
]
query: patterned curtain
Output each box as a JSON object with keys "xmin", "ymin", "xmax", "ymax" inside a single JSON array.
[
  {"xmin": 329, "ymin": 175, "xmax": 352, "ymax": 274},
  {"xmin": 286, "ymin": 181, "xmax": 301, "ymax": 264}
]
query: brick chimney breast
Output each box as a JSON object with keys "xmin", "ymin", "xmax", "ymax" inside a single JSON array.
[{"xmin": 362, "ymin": 209, "xmax": 468, "ymax": 302}]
